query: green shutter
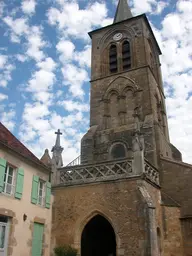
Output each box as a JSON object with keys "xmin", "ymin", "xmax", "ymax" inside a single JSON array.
[
  {"xmin": 15, "ymin": 168, "xmax": 24, "ymax": 199},
  {"xmin": 0, "ymin": 158, "xmax": 6, "ymax": 193},
  {"xmin": 31, "ymin": 175, "xmax": 39, "ymax": 204},
  {"xmin": 45, "ymin": 181, "xmax": 51, "ymax": 209},
  {"xmin": 32, "ymin": 223, "xmax": 44, "ymax": 256}
]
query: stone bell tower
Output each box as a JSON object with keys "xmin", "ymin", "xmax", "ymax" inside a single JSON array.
[
  {"xmin": 81, "ymin": 0, "xmax": 181, "ymax": 168},
  {"xmin": 52, "ymin": 2, "xmax": 185, "ymax": 256}
]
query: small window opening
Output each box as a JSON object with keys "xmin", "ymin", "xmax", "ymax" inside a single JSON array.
[
  {"xmin": 111, "ymin": 143, "xmax": 126, "ymax": 159},
  {"xmin": 37, "ymin": 180, "xmax": 46, "ymax": 207},
  {"xmin": 109, "ymin": 45, "xmax": 118, "ymax": 73},
  {"xmin": 122, "ymin": 41, "xmax": 131, "ymax": 70}
]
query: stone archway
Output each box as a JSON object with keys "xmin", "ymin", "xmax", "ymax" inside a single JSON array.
[{"xmin": 81, "ymin": 214, "xmax": 116, "ymax": 256}]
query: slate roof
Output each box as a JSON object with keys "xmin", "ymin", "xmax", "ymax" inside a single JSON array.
[
  {"xmin": 0, "ymin": 122, "xmax": 50, "ymax": 172},
  {"xmin": 114, "ymin": 0, "xmax": 132, "ymax": 23}
]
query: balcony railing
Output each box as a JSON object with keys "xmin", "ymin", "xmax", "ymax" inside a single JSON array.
[
  {"xmin": 57, "ymin": 157, "xmax": 160, "ymax": 187},
  {"xmin": 67, "ymin": 155, "xmax": 81, "ymax": 166},
  {"xmin": 60, "ymin": 158, "xmax": 133, "ymax": 185},
  {"xmin": 144, "ymin": 161, "xmax": 159, "ymax": 186}
]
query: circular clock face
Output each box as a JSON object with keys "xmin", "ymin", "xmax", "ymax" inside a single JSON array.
[{"xmin": 113, "ymin": 33, "xmax": 123, "ymax": 41}]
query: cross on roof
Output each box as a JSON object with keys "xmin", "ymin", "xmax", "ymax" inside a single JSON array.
[{"xmin": 55, "ymin": 129, "xmax": 62, "ymax": 135}]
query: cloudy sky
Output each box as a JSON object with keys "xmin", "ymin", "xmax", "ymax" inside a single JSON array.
[{"xmin": 0, "ymin": 0, "xmax": 191, "ymax": 165}]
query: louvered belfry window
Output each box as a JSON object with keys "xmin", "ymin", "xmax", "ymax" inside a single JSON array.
[
  {"xmin": 122, "ymin": 41, "xmax": 131, "ymax": 70},
  {"xmin": 109, "ymin": 44, "xmax": 118, "ymax": 73}
]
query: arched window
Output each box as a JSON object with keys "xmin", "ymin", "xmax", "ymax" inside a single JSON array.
[
  {"xmin": 122, "ymin": 41, "xmax": 131, "ymax": 70},
  {"xmin": 110, "ymin": 143, "xmax": 126, "ymax": 159},
  {"xmin": 109, "ymin": 44, "xmax": 118, "ymax": 73}
]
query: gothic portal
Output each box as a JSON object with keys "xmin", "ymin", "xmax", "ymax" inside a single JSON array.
[
  {"xmin": 51, "ymin": 1, "xmax": 192, "ymax": 256},
  {"xmin": 81, "ymin": 215, "xmax": 116, "ymax": 256}
]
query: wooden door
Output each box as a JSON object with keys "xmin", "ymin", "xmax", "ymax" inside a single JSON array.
[{"xmin": 32, "ymin": 223, "xmax": 44, "ymax": 256}]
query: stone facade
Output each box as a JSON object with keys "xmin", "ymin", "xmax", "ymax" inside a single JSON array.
[
  {"xmin": 81, "ymin": 15, "xmax": 176, "ymax": 168},
  {"xmin": 52, "ymin": 5, "xmax": 192, "ymax": 256}
]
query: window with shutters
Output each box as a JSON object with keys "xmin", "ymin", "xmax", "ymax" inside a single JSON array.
[
  {"xmin": 122, "ymin": 41, "xmax": 131, "ymax": 70},
  {"xmin": 37, "ymin": 180, "xmax": 46, "ymax": 207},
  {"xmin": 3, "ymin": 165, "xmax": 16, "ymax": 196},
  {"xmin": 31, "ymin": 175, "xmax": 51, "ymax": 209},
  {"xmin": 109, "ymin": 44, "xmax": 118, "ymax": 73}
]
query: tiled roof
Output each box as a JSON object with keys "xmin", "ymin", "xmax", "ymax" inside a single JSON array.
[{"xmin": 0, "ymin": 122, "xmax": 50, "ymax": 171}]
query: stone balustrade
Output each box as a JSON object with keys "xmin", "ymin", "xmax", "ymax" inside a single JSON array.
[
  {"xmin": 144, "ymin": 160, "xmax": 160, "ymax": 186},
  {"xmin": 57, "ymin": 157, "xmax": 160, "ymax": 187}
]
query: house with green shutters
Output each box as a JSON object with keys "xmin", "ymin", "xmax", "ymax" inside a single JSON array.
[{"xmin": 0, "ymin": 122, "xmax": 52, "ymax": 256}]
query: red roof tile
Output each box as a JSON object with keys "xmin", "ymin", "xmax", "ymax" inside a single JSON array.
[{"xmin": 0, "ymin": 122, "xmax": 50, "ymax": 171}]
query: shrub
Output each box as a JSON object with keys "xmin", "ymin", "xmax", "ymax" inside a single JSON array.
[{"xmin": 54, "ymin": 245, "xmax": 78, "ymax": 256}]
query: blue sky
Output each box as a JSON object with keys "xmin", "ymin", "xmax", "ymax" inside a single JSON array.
[{"xmin": 0, "ymin": 0, "xmax": 192, "ymax": 165}]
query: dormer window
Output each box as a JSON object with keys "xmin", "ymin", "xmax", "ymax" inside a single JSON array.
[
  {"xmin": 122, "ymin": 41, "xmax": 131, "ymax": 70},
  {"xmin": 109, "ymin": 44, "xmax": 118, "ymax": 73}
]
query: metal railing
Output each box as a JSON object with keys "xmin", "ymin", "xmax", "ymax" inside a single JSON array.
[{"xmin": 67, "ymin": 155, "xmax": 81, "ymax": 167}]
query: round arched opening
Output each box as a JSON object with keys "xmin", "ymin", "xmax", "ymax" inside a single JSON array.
[
  {"xmin": 110, "ymin": 143, "xmax": 126, "ymax": 159},
  {"xmin": 81, "ymin": 215, "xmax": 116, "ymax": 256}
]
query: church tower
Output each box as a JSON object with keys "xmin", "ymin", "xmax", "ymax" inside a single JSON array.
[
  {"xmin": 81, "ymin": 0, "xmax": 181, "ymax": 168},
  {"xmin": 52, "ymin": 1, "xmax": 187, "ymax": 256}
]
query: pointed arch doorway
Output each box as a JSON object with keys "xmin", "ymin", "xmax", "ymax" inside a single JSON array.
[{"xmin": 81, "ymin": 215, "xmax": 116, "ymax": 256}]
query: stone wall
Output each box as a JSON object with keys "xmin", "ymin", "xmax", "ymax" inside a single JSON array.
[
  {"xmin": 160, "ymin": 157, "xmax": 192, "ymax": 216},
  {"xmin": 160, "ymin": 157, "xmax": 192, "ymax": 255},
  {"xmin": 162, "ymin": 206, "xmax": 183, "ymax": 256},
  {"xmin": 52, "ymin": 178, "xmax": 174, "ymax": 256}
]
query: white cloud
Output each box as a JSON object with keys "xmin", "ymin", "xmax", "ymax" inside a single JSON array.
[
  {"xmin": 0, "ymin": 93, "xmax": 8, "ymax": 101},
  {"xmin": 21, "ymin": 0, "xmax": 36, "ymax": 15},
  {"xmin": 28, "ymin": 69, "xmax": 55, "ymax": 93},
  {"xmin": 26, "ymin": 26, "xmax": 46, "ymax": 61},
  {"xmin": 58, "ymin": 100, "xmax": 89, "ymax": 112},
  {"xmin": 131, "ymin": 0, "xmax": 168, "ymax": 15},
  {"xmin": 0, "ymin": 63, "xmax": 15, "ymax": 88},
  {"xmin": 3, "ymin": 17, "xmax": 28, "ymax": 40},
  {"xmin": 47, "ymin": 2, "xmax": 110, "ymax": 40},
  {"xmin": 19, "ymin": 104, "xmax": 87, "ymax": 165},
  {"xmin": 24, "ymin": 57, "xmax": 57, "ymax": 103},
  {"xmin": 1, "ymin": 110, "xmax": 16, "ymax": 131},
  {"xmin": 56, "ymin": 40, "xmax": 75, "ymax": 62},
  {"xmin": 37, "ymin": 57, "xmax": 57, "ymax": 71},
  {"xmin": 151, "ymin": 0, "xmax": 192, "ymax": 163},
  {"xmin": 74, "ymin": 45, "xmax": 91, "ymax": 68},
  {"xmin": 62, "ymin": 64, "xmax": 89, "ymax": 98},
  {"xmin": 16, "ymin": 54, "xmax": 29, "ymax": 62},
  {"xmin": 56, "ymin": 39, "xmax": 91, "ymax": 68},
  {"xmin": 154, "ymin": 1, "xmax": 168, "ymax": 15},
  {"xmin": 3, "ymin": 17, "xmax": 46, "ymax": 62},
  {"xmin": 0, "ymin": 55, "xmax": 7, "ymax": 69}
]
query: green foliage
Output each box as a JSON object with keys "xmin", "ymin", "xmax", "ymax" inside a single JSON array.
[{"xmin": 54, "ymin": 245, "xmax": 78, "ymax": 256}]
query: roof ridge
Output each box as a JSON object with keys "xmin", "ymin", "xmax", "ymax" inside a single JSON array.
[{"xmin": 0, "ymin": 122, "xmax": 50, "ymax": 171}]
